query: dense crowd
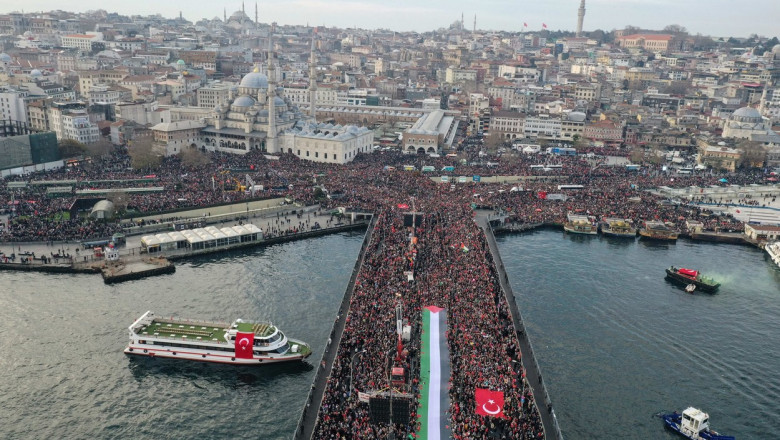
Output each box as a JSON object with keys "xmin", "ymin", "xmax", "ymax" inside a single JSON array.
[{"xmin": 313, "ymin": 193, "xmax": 543, "ymax": 439}]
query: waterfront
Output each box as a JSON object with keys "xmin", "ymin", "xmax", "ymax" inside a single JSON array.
[
  {"xmin": 3, "ymin": 227, "xmax": 779, "ymax": 439},
  {"xmin": 0, "ymin": 232, "xmax": 364, "ymax": 439},
  {"xmin": 498, "ymin": 230, "xmax": 780, "ymax": 439}
]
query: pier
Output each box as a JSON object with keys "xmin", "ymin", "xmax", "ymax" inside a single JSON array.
[
  {"xmin": 476, "ymin": 212, "xmax": 564, "ymax": 440},
  {"xmin": 293, "ymin": 215, "xmax": 377, "ymax": 440}
]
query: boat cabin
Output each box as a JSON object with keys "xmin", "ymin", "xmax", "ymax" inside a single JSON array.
[{"xmin": 681, "ymin": 407, "xmax": 710, "ymax": 435}]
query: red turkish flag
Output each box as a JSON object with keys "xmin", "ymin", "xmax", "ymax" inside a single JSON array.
[
  {"xmin": 537, "ymin": 191, "xmax": 547, "ymax": 200},
  {"xmin": 397, "ymin": 203, "xmax": 410, "ymax": 209},
  {"xmin": 542, "ymin": 23, "xmax": 548, "ymax": 28},
  {"xmin": 234, "ymin": 331, "xmax": 255, "ymax": 359},
  {"xmin": 475, "ymin": 388, "xmax": 506, "ymax": 418}
]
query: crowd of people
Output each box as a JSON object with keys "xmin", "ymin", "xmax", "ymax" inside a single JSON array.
[
  {"xmin": 312, "ymin": 174, "xmax": 544, "ymax": 439},
  {"xmin": 2, "ymin": 144, "xmax": 776, "ymax": 437}
]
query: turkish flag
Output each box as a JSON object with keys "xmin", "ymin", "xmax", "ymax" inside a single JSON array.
[
  {"xmin": 537, "ymin": 191, "xmax": 547, "ymax": 200},
  {"xmin": 542, "ymin": 23, "xmax": 548, "ymax": 28},
  {"xmin": 475, "ymin": 388, "xmax": 506, "ymax": 418},
  {"xmin": 234, "ymin": 331, "xmax": 255, "ymax": 359},
  {"xmin": 523, "ymin": 22, "xmax": 528, "ymax": 27},
  {"xmin": 397, "ymin": 203, "xmax": 409, "ymax": 209}
]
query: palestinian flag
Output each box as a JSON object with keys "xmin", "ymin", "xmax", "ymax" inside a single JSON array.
[{"xmin": 416, "ymin": 306, "xmax": 451, "ymax": 440}]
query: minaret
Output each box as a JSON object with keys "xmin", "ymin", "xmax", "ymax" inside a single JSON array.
[
  {"xmin": 473, "ymin": 15, "xmax": 476, "ymax": 34},
  {"xmin": 242, "ymin": 1, "xmax": 245, "ymax": 13},
  {"xmin": 255, "ymin": 2, "xmax": 258, "ymax": 25},
  {"xmin": 577, "ymin": 0, "xmax": 586, "ymax": 38},
  {"xmin": 223, "ymin": 7, "xmax": 226, "ymax": 22},
  {"xmin": 461, "ymin": 12, "xmax": 464, "ymax": 31},
  {"xmin": 308, "ymin": 37, "xmax": 318, "ymax": 121},
  {"xmin": 266, "ymin": 38, "xmax": 277, "ymax": 153}
]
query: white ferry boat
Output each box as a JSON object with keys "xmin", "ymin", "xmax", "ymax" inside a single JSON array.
[
  {"xmin": 765, "ymin": 241, "xmax": 780, "ymax": 268},
  {"xmin": 124, "ymin": 311, "xmax": 312, "ymax": 365},
  {"xmin": 563, "ymin": 213, "xmax": 597, "ymax": 235}
]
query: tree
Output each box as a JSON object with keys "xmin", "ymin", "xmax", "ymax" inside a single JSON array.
[
  {"xmin": 737, "ymin": 140, "xmax": 766, "ymax": 169},
  {"xmin": 84, "ymin": 138, "xmax": 113, "ymax": 161},
  {"xmin": 58, "ymin": 139, "xmax": 87, "ymax": 158},
  {"xmin": 484, "ymin": 130, "xmax": 504, "ymax": 151},
  {"xmin": 663, "ymin": 81, "xmax": 691, "ymax": 96},
  {"xmin": 179, "ymin": 146, "xmax": 211, "ymax": 168},
  {"xmin": 629, "ymin": 147, "xmax": 645, "ymax": 164},
  {"xmin": 108, "ymin": 190, "xmax": 130, "ymax": 214},
  {"xmin": 128, "ymin": 138, "xmax": 162, "ymax": 171},
  {"xmin": 663, "ymin": 24, "xmax": 688, "ymax": 35}
]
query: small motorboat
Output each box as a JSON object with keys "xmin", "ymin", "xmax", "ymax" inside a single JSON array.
[
  {"xmin": 685, "ymin": 284, "xmax": 696, "ymax": 293},
  {"xmin": 661, "ymin": 407, "xmax": 734, "ymax": 440}
]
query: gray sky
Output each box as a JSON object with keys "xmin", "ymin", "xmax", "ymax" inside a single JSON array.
[{"xmin": 10, "ymin": 0, "xmax": 780, "ymax": 38}]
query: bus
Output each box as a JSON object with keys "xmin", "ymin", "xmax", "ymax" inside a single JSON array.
[
  {"xmin": 677, "ymin": 167, "xmax": 693, "ymax": 174},
  {"xmin": 557, "ymin": 184, "xmax": 584, "ymax": 190}
]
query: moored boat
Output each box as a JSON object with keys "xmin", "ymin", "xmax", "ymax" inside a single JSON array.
[
  {"xmin": 661, "ymin": 407, "xmax": 734, "ymax": 440},
  {"xmin": 124, "ymin": 311, "xmax": 312, "ymax": 365},
  {"xmin": 600, "ymin": 217, "xmax": 637, "ymax": 238},
  {"xmin": 563, "ymin": 213, "xmax": 597, "ymax": 235},
  {"xmin": 639, "ymin": 221, "xmax": 679, "ymax": 241},
  {"xmin": 765, "ymin": 241, "xmax": 780, "ymax": 268},
  {"xmin": 665, "ymin": 266, "xmax": 721, "ymax": 293}
]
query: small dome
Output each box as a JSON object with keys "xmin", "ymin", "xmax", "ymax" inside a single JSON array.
[
  {"xmin": 176, "ymin": 59, "xmax": 186, "ymax": 65},
  {"xmin": 30, "ymin": 69, "xmax": 42, "ymax": 77},
  {"xmin": 273, "ymin": 96, "xmax": 286, "ymax": 106},
  {"xmin": 732, "ymin": 107, "xmax": 762, "ymax": 120},
  {"xmin": 0, "ymin": 53, "xmax": 11, "ymax": 62},
  {"xmin": 233, "ymin": 95, "xmax": 256, "ymax": 107},
  {"xmin": 239, "ymin": 67, "xmax": 268, "ymax": 89}
]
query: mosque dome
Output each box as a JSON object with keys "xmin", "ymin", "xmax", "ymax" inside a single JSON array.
[
  {"xmin": 30, "ymin": 69, "xmax": 42, "ymax": 77},
  {"xmin": 233, "ymin": 95, "xmax": 256, "ymax": 107},
  {"xmin": 772, "ymin": 44, "xmax": 780, "ymax": 54},
  {"xmin": 176, "ymin": 59, "xmax": 186, "ymax": 65},
  {"xmin": 732, "ymin": 106, "xmax": 762, "ymax": 121},
  {"xmin": 273, "ymin": 96, "xmax": 286, "ymax": 106},
  {"xmin": 0, "ymin": 53, "xmax": 11, "ymax": 62},
  {"xmin": 239, "ymin": 67, "xmax": 268, "ymax": 89}
]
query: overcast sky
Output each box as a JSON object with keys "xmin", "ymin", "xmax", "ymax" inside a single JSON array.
[{"xmin": 10, "ymin": 0, "xmax": 780, "ymax": 38}]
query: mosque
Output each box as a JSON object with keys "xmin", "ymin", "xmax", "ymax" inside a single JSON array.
[{"xmin": 155, "ymin": 41, "xmax": 373, "ymax": 165}]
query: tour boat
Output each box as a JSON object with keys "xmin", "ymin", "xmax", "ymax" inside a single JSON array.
[
  {"xmin": 600, "ymin": 217, "xmax": 637, "ymax": 238},
  {"xmin": 665, "ymin": 267, "xmax": 721, "ymax": 293},
  {"xmin": 661, "ymin": 407, "xmax": 734, "ymax": 440},
  {"xmin": 765, "ymin": 241, "xmax": 780, "ymax": 269},
  {"xmin": 124, "ymin": 311, "xmax": 312, "ymax": 365},
  {"xmin": 563, "ymin": 213, "xmax": 597, "ymax": 235},
  {"xmin": 639, "ymin": 221, "xmax": 679, "ymax": 241}
]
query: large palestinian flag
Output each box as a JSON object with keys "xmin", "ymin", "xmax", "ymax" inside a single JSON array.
[{"xmin": 416, "ymin": 306, "xmax": 451, "ymax": 440}]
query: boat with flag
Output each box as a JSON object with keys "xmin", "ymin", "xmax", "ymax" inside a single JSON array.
[
  {"xmin": 563, "ymin": 213, "xmax": 597, "ymax": 235},
  {"xmin": 639, "ymin": 220, "xmax": 679, "ymax": 241},
  {"xmin": 124, "ymin": 311, "xmax": 311, "ymax": 365},
  {"xmin": 600, "ymin": 217, "xmax": 637, "ymax": 238},
  {"xmin": 665, "ymin": 267, "xmax": 721, "ymax": 293},
  {"xmin": 660, "ymin": 407, "xmax": 735, "ymax": 440}
]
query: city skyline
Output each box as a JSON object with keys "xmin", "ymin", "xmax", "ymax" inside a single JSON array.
[{"xmin": 6, "ymin": 0, "xmax": 780, "ymax": 39}]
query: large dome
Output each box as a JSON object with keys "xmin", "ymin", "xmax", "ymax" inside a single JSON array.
[
  {"xmin": 233, "ymin": 95, "xmax": 256, "ymax": 107},
  {"xmin": 772, "ymin": 44, "xmax": 780, "ymax": 54},
  {"xmin": 240, "ymin": 68, "xmax": 268, "ymax": 89},
  {"xmin": 732, "ymin": 106, "xmax": 762, "ymax": 120},
  {"xmin": 0, "ymin": 53, "xmax": 11, "ymax": 62}
]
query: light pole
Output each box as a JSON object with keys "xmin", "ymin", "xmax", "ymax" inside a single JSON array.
[{"xmin": 349, "ymin": 349, "xmax": 365, "ymax": 399}]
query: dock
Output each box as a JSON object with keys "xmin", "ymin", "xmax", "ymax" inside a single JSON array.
[{"xmin": 101, "ymin": 258, "xmax": 176, "ymax": 284}]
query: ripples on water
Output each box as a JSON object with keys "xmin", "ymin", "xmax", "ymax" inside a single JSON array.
[
  {"xmin": 498, "ymin": 230, "xmax": 780, "ymax": 440},
  {"xmin": 0, "ymin": 233, "xmax": 364, "ymax": 439}
]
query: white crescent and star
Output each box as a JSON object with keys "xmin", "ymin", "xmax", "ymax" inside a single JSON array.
[
  {"xmin": 238, "ymin": 337, "xmax": 250, "ymax": 347},
  {"xmin": 482, "ymin": 399, "xmax": 502, "ymax": 415}
]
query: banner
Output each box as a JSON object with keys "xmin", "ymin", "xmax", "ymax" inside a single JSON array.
[
  {"xmin": 234, "ymin": 331, "xmax": 254, "ymax": 359},
  {"xmin": 416, "ymin": 306, "xmax": 451, "ymax": 440},
  {"xmin": 358, "ymin": 392, "xmax": 371, "ymax": 403}
]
